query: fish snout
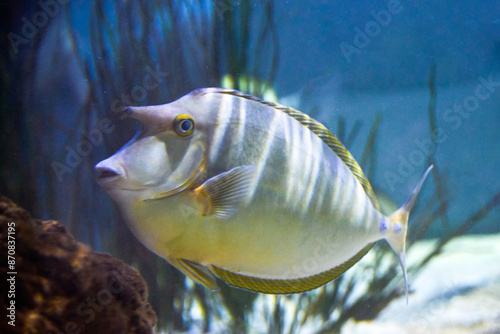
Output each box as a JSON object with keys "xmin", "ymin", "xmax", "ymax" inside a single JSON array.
[{"xmin": 95, "ymin": 162, "xmax": 125, "ymax": 183}]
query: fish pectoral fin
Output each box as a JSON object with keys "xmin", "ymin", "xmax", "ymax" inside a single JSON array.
[
  {"xmin": 177, "ymin": 258, "xmax": 218, "ymax": 290},
  {"xmin": 193, "ymin": 165, "xmax": 255, "ymax": 219}
]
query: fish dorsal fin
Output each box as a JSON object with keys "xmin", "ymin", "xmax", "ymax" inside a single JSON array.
[
  {"xmin": 211, "ymin": 243, "xmax": 374, "ymax": 294},
  {"xmin": 215, "ymin": 89, "xmax": 380, "ymax": 211}
]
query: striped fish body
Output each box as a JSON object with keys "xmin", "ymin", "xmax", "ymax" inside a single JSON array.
[
  {"xmin": 197, "ymin": 90, "xmax": 381, "ymax": 275},
  {"xmin": 96, "ymin": 88, "xmax": 432, "ymax": 295}
]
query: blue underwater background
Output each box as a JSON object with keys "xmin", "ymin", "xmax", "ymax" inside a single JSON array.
[{"xmin": 1, "ymin": 0, "xmax": 500, "ymax": 333}]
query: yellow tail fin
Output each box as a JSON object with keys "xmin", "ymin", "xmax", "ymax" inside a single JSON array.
[{"xmin": 385, "ymin": 165, "xmax": 433, "ymax": 304}]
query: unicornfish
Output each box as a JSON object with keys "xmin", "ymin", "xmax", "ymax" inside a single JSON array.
[{"xmin": 95, "ymin": 88, "xmax": 432, "ymax": 302}]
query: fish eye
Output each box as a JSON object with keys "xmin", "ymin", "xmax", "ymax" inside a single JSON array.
[{"xmin": 173, "ymin": 114, "xmax": 195, "ymax": 137}]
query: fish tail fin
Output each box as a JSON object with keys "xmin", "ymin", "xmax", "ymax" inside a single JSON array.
[{"xmin": 385, "ymin": 165, "xmax": 433, "ymax": 304}]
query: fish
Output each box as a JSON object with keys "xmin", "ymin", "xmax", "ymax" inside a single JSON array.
[{"xmin": 95, "ymin": 87, "xmax": 432, "ymax": 301}]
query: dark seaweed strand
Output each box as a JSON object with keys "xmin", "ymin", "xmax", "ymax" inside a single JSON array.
[{"xmin": 219, "ymin": 89, "xmax": 381, "ymax": 212}]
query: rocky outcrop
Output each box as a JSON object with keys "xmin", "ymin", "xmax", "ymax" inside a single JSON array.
[{"xmin": 0, "ymin": 196, "xmax": 157, "ymax": 333}]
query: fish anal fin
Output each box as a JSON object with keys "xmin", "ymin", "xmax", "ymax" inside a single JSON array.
[
  {"xmin": 177, "ymin": 258, "xmax": 218, "ymax": 290},
  {"xmin": 193, "ymin": 165, "xmax": 254, "ymax": 219},
  {"xmin": 211, "ymin": 243, "xmax": 374, "ymax": 294}
]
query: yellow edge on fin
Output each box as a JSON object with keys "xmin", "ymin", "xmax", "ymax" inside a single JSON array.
[
  {"xmin": 211, "ymin": 243, "xmax": 374, "ymax": 294},
  {"xmin": 216, "ymin": 89, "xmax": 380, "ymax": 211}
]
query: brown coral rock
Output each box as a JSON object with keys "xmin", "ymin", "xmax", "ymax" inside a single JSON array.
[{"xmin": 0, "ymin": 196, "xmax": 157, "ymax": 333}]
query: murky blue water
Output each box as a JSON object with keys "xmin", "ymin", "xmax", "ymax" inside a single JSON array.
[{"xmin": 2, "ymin": 1, "xmax": 499, "ymax": 333}]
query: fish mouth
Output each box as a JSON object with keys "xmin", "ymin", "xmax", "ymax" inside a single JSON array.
[{"xmin": 95, "ymin": 166, "xmax": 124, "ymax": 183}]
